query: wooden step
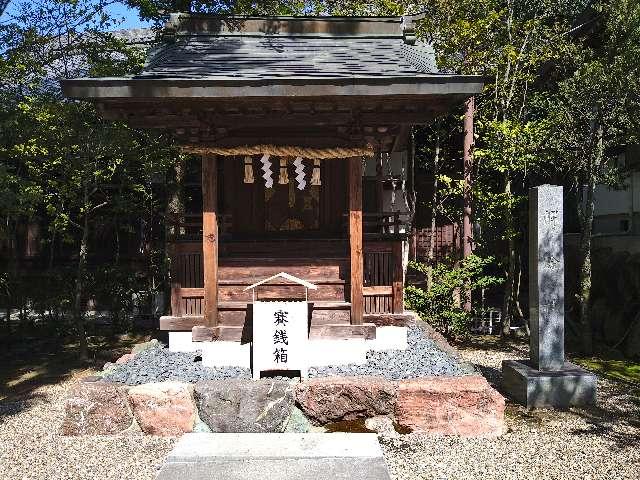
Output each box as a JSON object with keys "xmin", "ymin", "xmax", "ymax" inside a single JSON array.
[
  {"xmin": 218, "ymin": 283, "xmax": 347, "ymax": 302},
  {"xmin": 160, "ymin": 301, "xmax": 352, "ymax": 330},
  {"xmin": 218, "ymin": 258, "xmax": 348, "ymax": 282}
]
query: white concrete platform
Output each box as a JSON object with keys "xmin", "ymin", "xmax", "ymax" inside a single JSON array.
[
  {"xmin": 155, "ymin": 433, "xmax": 391, "ymax": 480},
  {"xmin": 169, "ymin": 327, "xmax": 408, "ymax": 370}
]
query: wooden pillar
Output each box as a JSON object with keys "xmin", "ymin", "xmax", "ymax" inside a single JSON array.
[
  {"xmin": 170, "ymin": 283, "xmax": 183, "ymax": 318},
  {"xmin": 463, "ymin": 97, "xmax": 475, "ymax": 312},
  {"xmin": 348, "ymin": 156, "xmax": 364, "ymax": 325},
  {"xmin": 392, "ymin": 241, "xmax": 404, "ymax": 313},
  {"xmin": 202, "ymin": 154, "xmax": 219, "ymax": 327}
]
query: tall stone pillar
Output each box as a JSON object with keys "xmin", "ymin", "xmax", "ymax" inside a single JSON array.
[
  {"xmin": 529, "ymin": 185, "xmax": 564, "ymax": 371},
  {"xmin": 502, "ymin": 185, "xmax": 596, "ymax": 408}
]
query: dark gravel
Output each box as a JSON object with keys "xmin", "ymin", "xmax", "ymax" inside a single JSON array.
[
  {"xmin": 102, "ymin": 325, "xmax": 473, "ymax": 384},
  {"xmin": 308, "ymin": 325, "xmax": 475, "ymax": 380},
  {"xmin": 102, "ymin": 345, "xmax": 251, "ymax": 385}
]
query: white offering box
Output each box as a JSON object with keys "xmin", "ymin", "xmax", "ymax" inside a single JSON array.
[{"xmin": 245, "ymin": 272, "xmax": 317, "ymax": 379}]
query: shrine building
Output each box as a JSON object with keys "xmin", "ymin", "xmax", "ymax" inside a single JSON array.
[{"xmin": 62, "ymin": 14, "xmax": 483, "ymax": 366}]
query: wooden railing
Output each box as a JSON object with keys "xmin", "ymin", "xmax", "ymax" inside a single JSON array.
[
  {"xmin": 342, "ymin": 211, "xmax": 411, "ymax": 239},
  {"xmin": 167, "ymin": 213, "xmax": 233, "ymax": 241},
  {"xmin": 168, "ymin": 239, "xmax": 404, "ymax": 317},
  {"xmin": 362, "ymin": 241, "xmax": 403, "ymax": 314},
  {"xmin": 409, "ymin": 224, "xmax": 461, "ymax": 263}
]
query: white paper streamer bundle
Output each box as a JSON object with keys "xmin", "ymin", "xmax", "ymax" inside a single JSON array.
[
  {"xmin": 261, "ymin": 153, "xmax": 273, "ymax": 188},
  {"xmin": 293, "ymin": 156, "xmax": 306, "ymax": 190}
]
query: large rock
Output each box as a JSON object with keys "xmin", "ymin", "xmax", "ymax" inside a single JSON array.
[
  {"xmin": 62, "ymin": 380, "xmax": 133, "ymax": 435},
  {"xmin": 128, "ymin": 382, "xmax": 196, "ymax": 436},
  {"xmin": 395, "ymin": 376, "xmax": 504, "ymax": 437},
  {"xmin": 195, "ymin": 379, "xmax": 295, "ymax": 433},
  {"xmin": 115, "ymin": 353, "xmax": 135, "ymax": 364},
  {"xmin": 295, "ymin": 376, "xmax": 397, "ymax": 425}
]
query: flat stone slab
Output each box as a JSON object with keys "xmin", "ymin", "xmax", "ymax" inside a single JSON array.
[
  {"xmin": 502, "ymin": 359, "xmax": 597, "ymax": 408},
  {"xmin": 156, "ymin": 433, "xmax": 391, "ymax": 480}
]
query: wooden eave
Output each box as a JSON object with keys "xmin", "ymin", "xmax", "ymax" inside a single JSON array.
[{"xmin": 62, "ymin": 75, "xmax": 484, "ymax": 101}]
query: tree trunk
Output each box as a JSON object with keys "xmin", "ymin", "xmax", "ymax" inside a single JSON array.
[
  {"xmin": 576, "ymin": 120, "xmax": 603, "ymax": 355},
  {"xmin": 515, "ymin": 252, "xmax": 529, "ymax": 335},
  {"xmin": 577, "ymin": 185, "xmax": 594, "ymax": 354},
  {"xmin": 426, "ymin": 132, "xmax": 440, "ymax": 290},
  {"xmin": 73, "ymin": 184, "xmax": 90, "ymax": 362},
  {"xmin": 502, "ymin": 175, "xmax": 515, "ymax": 336}
]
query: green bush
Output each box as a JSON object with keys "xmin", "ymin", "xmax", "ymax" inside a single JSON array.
[{"xmin": 406, "ymin": 254, "xmax": 503, "ymax": 337}]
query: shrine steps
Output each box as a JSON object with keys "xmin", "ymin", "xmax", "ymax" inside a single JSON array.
[
  {"xmin": 160, "ymin": 301, "xmax": 352, "ymax": 331},
  {"xmin": 155, "ymin": 433, "xmax": 391, "ymax": 480},
  {"xmin": 218, "ymin": 257, "xmax": 349, "ymax": 283}
]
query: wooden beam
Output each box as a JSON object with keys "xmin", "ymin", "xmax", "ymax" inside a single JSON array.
[
  {"xmin": 363, "ymin": 286, "xmax": 393, "ymax": 296},
  {"xmin": 364, "ymin": 313, "xmax": 415, "ymax": 327},
  {"xmin": 160, "ymin": 315, "xmax": 203, "ymax": 331},
  {"xmin": 309, "ymin": 323, "xmax": 376, "ymax": 340},
  {"xmin": 348, "ymin": 156, "xmax": 364, "ymax": 325},
  {"xmin": 202, "ymin": 154, "xmax": 219, "ymax": 327}
]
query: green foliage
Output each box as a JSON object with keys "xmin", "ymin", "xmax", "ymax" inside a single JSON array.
[
  {"xmin": 574, "ymin": 358, "xmax": 640, "ymax": 385},
  {"xmin": 0, "ymin": 0, "xmax": 179, "ymax": 343},
  {"xmin": 123, "ymin": 0, "xmax": 405, "ymax": 21},
  {"xmin": 405, "ymin": 255, "xmax": 503, "ymax": 337}
]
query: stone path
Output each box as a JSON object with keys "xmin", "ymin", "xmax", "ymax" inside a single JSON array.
[{"xmin": 155, "ymin": 433, "xmax": 391, "ymax": 480}]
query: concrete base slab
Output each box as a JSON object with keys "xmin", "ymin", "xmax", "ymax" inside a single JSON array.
[
  {"xmin": 307, "ymin": 339, "xmax": 369, "ymax": 366},
  {"xmin": 170, "ymin": 330, "xmax": 407, "ymax": 369},
  {"xmin": 200, "ymin": 342, "xmax": 251, "ymax": 369},
  {"xmin": 368, "ymin": 326, "xmax": 408, "ymax": 351},
  {"xmin": 156, "ymin": 433, "xmax": 391, "ymax": 480},
  {"xmin": 501, "ymin": 359, "xmax": 597, "ymax": 408},
  {"xmin": 169, "ymin": 332, "xmax": 198, "ymax": 353}
]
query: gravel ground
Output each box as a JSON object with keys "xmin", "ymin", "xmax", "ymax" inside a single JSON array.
[
  {"xmin": 103, "ymin": 325, "xmax": 472, "ymax": 385},
  {"xmin": 0, "ymin": 373, "xmax": 175, "ymax": 480},
  {"xmin": 381, "ymin": 338, "xmax": 640, "ymax": 480},
  {"xmin": 309, "ymin": 325, "xmax": 474, "ymax": 379},
  {"xmin": 2, "ymin": 337, "xmax": 638, "ymax": 479}
]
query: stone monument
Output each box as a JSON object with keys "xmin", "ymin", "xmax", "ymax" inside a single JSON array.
[{"xmin": 502, "ymin": 185, "xmax": 596, "ymax": 408}]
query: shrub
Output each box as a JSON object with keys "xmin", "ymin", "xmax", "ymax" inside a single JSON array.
[{"xmin": 405, "ymin": 254, "xmax": 503, "ymax": 337}]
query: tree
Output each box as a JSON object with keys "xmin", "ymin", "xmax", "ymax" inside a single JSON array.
[
  {"xmin": 418, "ymin": 0, "xmax": 583, "ymax": 334},
  {"xmin": 545, "ymin": 0, "xmax": 640, "ymax": 353},
  {"xmin": 0, "ymin": 0, "xmax": 178, "ymax": 358}
]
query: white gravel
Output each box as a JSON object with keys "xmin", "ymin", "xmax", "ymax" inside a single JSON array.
[
  {"xmin": 1, "ymin": 338, "xmax": 638, "ymax": 480},
  {"xmin": 381, "ymin": 338, "xmax": 640, "ymax": 480},
  {"xmin": 0, "ymin": 372, "xmax": 174, "ymax": 480}
]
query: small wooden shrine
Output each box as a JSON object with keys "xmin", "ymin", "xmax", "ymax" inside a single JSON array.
[{"xmin": 63, "ymin": 14, "xmax": 483, "ymax": 349}]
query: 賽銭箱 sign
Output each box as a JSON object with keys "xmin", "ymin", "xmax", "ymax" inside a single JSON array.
[{"xmin": 245, "ymin": 272, "xmax": 316, "ymax": 379}]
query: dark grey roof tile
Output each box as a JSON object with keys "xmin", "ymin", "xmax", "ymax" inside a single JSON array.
[{"xmin": 136, "ymin": 36, "xmax": 438, "ymax": 80}]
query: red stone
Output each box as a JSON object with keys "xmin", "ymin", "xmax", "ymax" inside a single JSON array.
[
  {"xmin": 395, "ymin": 376, "xmax": 505, "ymax": 437},
  {"xmin": 295, "ymin": 376, "xmax": 397, "ymax": 424},
  {"xmin": 62, "ymin": 381, "xmax": 133, "ymax": 435},
  {"xmin": 127, "ymin": 382, "xmax": 196, "ymax": 436},
  {"xmin": 115, "ymin": 353, "xmax": 135, "ymax": 364}
]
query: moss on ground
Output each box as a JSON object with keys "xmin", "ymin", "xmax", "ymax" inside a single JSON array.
[{"xmin": 574, "ymin": 357, "xmax": 640, "ymax": 384}]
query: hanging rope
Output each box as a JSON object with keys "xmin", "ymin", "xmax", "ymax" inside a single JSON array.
[{"xmin": 183, "ymin": 144, "xmax": 374, "ymax": 159}]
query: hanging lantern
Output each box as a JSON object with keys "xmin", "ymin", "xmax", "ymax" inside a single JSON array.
[
  {"xmin": 310, "ymin": 159, "xmax": 321, "ymax": 186},
  {"xmin": 278, "ymin": 158, "xmax": 289, "ymax": 185},
  {"xmin": 293, "ymin": 156, "xmax": 306, "ymax": 190},
  {"xmin": 243, "ymin": 155, "xmax": 254, "ymax": 183}
]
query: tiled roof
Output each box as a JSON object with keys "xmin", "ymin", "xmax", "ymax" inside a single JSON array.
[
  {"xmin": 138, "ymin": 35, "xmax": 437, "ymax": 80},
  {"xmin": 133, "ymin": 15, "xmax": 438, "ymax": 81}
]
